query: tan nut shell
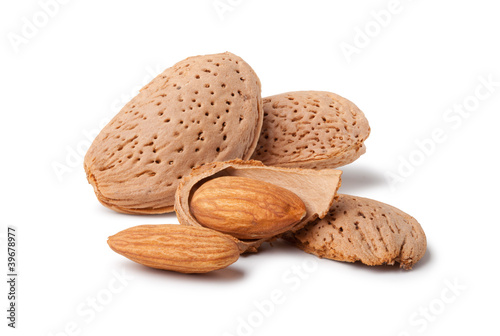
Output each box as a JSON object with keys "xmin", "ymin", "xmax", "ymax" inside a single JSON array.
[
  {"xmin": 84, "ymin": 52, "xmax": 263, "ymax": 214},
  {"xmin": 284, "ymin": 194, "xmax": 427, "ymax": 269},
  {"xmin": 251, "ymin": 91, "xmax": 370, "ymax": 169},
  {"xmin": 174, "ymin": 159, "xmax": 342, "ymax": 253}
]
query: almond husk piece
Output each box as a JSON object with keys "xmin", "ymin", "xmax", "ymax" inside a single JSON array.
[{"xmin": 174, "ymin": 159, "xmax": 342, "ymax": 253}]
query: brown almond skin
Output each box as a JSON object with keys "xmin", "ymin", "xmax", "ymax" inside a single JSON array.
[
  {"xmin": 189, "ymin": 176, "xmax": 307, "ymax": 239},
  {"xmin": 107, "ymin": 225, "xmax": 240, "ymax": 273}
]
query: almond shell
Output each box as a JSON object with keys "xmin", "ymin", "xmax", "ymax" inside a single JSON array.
[
  {"xmin": 283, "ymin": 194, "xmax": 427, "ymax": 269},
  {"xmin": 251, "ymin": 91, "xmax": 370, "ymax": 169},
  {"xmin": 84, "ymin": 52, "xmax": 263, "ymax": 214},
  {"xmin": 174, "ymin": 159, "xmax": 342, "ymax": 252}
]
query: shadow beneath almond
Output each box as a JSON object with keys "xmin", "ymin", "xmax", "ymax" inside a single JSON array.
[
  {"xmin": 274, "ymin": 239, "xmax": 432, "ymax": 273},
  {"xmin": 337, "ymin": 165, "xmax": 387, "ymax": 194},
  {"xmin": 329, "ymin": 245, "xmax": 432, "ymax": 273},
  {"xmin": 117, "ymin": 259, "xmax": 245, "ymax": 282},
  {"xmin": 239, "ymin": 240, "xmax": 307, "ymax": 258}
]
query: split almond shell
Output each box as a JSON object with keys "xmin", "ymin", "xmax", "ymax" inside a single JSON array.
[{"xmin": 174, "ymin": 159, "xmax": 342, "ymax": 252}]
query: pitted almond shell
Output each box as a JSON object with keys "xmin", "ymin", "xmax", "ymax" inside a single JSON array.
[
  {"xmin": 174, "ymin": 159, "xmax": 342, "ymax": 253},
  {"xmin": 283, "ymin": 194, "xmax": 427, "ymax": 269},
  {"xmin": 84, "ymin": 52, "xmax": 263, "ymax": 214},
  {"xmin": 251, "ymin": 91, "xmax": 370, "ymax": 169}
]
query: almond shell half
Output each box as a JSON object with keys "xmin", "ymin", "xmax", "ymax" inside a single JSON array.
[
  {"xmin": 174, "ymin": 159, "xmax": 342, "ymax": 253},
  {"xmin": 283, "ymin": 194, "xmax": 427, "ymax": 269}
]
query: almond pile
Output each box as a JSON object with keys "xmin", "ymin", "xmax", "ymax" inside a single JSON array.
[{"xmin": 87, "ymin": 52, "xmax": 427, "ymax": 274}]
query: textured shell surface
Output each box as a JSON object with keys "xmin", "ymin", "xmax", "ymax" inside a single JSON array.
[
  {"xmin": 285, "ymin": 194, "xmax": 426, "ymax": 269},
  {"xmin": 84, "ymin": 52, "xmax": 263, "ymax": 214},
  {"xmin": 251, "ymin": 91, "xmax": 370, "ymax": 169}
]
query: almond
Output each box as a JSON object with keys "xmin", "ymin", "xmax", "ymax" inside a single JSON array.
[
  {"xmin": 107, "ymin": 224, "xmax": 240, "ymax": 273},
  {"xmin": 84, "ymin": 52, "xmax": 263, "ymax": 214},
  {"xmin": 251, "ymin": 91, "xmax": 370, "ymax": 169},
  {"xmin": 190, "ymin": 176, "xmax": 307, "ymax": 240}
]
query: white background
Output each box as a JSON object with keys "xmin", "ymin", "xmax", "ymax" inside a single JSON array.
[{"xmin": 1, "ymin": 0, "xmax": 499, "ymax": 335}]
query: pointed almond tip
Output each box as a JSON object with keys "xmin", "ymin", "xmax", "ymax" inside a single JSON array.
[{"xmin": 107, "ymin": 235, "xmax": 117, "ymax": 248}]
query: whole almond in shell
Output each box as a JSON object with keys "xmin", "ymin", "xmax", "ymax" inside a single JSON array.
[
  {"xmin": 108, "ymin": 224, "xmax": 240, "ymax": 273},
  {"xmin": 85, "ymin": 52, "xmax": 263, "ymax": 214},
  {"xmin": 283, "ymin": 194, "xmax": 427, "ymax": 269},
  {"xmin": 175, "ymin": 159, "xmax": 342, "ymax": 252},
  {"xmin": 251, "ymin": 91, "xmax": 370, "ymax": 169},
  {"xmin": 190, "ymin": 176, "xmax": 307, "ymax": 239}
]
